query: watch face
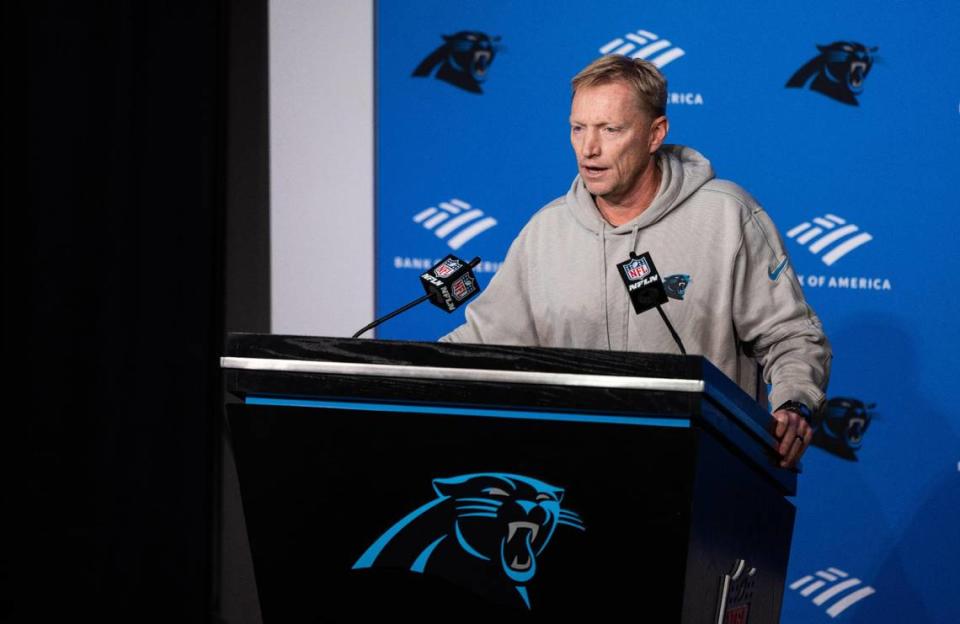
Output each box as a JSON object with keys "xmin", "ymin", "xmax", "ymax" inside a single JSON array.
[{"xmin": 779, "ymin": 401, "xmax": 811, "ymax": 420}]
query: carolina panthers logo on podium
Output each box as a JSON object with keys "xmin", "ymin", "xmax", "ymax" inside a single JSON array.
[
  {"xmin": 412, "ymin": 31, "xmax": 500, "ymax": 94},
  {"xmin": 352, "ymin": 472, "xmax": 585, "ymax": 610},
  {"xmin": 786, "ymin": 41, "xmax": 878, "ymax": 106}
]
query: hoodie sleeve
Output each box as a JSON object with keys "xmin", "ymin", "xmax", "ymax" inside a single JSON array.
[
  {"xmin": 731, "ymin": 204, "xmax": 832, "ymax": 412},
  {"xmin": 440, "ymin": 226, "xmax": 540, "ymax": 345}
]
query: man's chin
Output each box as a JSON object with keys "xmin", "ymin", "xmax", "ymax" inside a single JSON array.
[{"xmin": 581, "ymin": 178, "xmax": 609, "ymax": 197}]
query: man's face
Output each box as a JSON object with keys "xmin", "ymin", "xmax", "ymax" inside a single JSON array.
[{"xmin": 569, "ymin": 81, "xmax": 667, "ymax": 204}]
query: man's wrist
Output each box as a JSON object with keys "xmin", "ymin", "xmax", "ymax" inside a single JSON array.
[{"xmin": 776, "ymin": 400, "xmax": 812, "ymax": 422}]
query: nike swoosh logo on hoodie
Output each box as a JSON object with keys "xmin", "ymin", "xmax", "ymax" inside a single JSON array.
[{"xmin": 769, "ymin": 257, "xmax": 788, "ymax": 281}]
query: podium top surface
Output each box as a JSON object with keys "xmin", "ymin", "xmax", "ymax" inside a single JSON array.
[
  {"xmin": 222, "ymin": 333, "xmax": 796, "ymax": 494},
  {"xmin": 226, "ymin": 333, "xmax": 722, "ymax": 383}
]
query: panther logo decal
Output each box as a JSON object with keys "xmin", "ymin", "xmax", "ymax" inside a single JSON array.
[
  {"xmin": 352, "ymin": 472, "xmax": 584, "ymax": 609},
  {"xmin": 412, "ymin": 31, "xmax": 500, "ymax": 94},
  {"xmin": 664, "ymin": 274, "xmax": 691, "ymax": 300},
  {"xmin": 811, "ymin": 397, "xmax": 875, "ymax": 460},
  {"xmin": 786, "ymin": 41, "xmax": 878, "ymax": 106}
]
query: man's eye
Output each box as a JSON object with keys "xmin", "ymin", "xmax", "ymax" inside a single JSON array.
[
  {"xmin": 571, "ymin": 126, "xmax": 582, "ymax": 133},
  {"xmin": 604, "ymin": 127, "xmax": 620, "ymax": 134}
]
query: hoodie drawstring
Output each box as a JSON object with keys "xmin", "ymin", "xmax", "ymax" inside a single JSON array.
[
  {"xmin": 624, "ymin": 224, "xmax": 641, "ymax": 347},
  {"xmin": 601, "ymin": 222, "xmax": 612, "ymax": 350}
]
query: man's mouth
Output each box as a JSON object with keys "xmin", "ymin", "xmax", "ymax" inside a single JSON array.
[{"xmin": 582, "ymin": 165, "xmax": 607, "ymax": 177}]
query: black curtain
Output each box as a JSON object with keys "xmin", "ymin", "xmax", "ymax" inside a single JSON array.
[{"xmin": 4, "ymin": 1, "xmax": 246, "ymax": 620}]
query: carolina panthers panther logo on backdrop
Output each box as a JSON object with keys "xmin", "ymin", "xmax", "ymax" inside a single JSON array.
[
  {"xmin": 811, "ymin": 397, "xmax": 875, "ymax": 460},
  {"xmin": 786, "ymin": 41, "xmax": 878, "ymax": 106},
  {"xmin": 352, "ymin": 472, "xmax": 585, "ymax": 609},
  {"xmin": 412, "ymin": 31, "xmax": 500, "ymax": 94}
]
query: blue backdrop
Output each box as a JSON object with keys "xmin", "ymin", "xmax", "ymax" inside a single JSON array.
[{"xmin": 375, "ymin": 2, "xmax": 960, "ymax": 621}]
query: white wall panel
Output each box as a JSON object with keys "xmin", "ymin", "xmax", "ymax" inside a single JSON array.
[{"xmin": 270, "ymin": 0, "xmax": 374, "ymax": 336}]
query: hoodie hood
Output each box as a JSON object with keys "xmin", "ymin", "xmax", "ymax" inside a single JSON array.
[{"xmin": 565, "ymin": 144, "xmax": 716, "ymax": 234}]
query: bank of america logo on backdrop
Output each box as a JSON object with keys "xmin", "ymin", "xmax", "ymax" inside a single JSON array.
[
  {"xmin": 413, "ymin": 198, "xmax": 497, "ymax": 250},
  {"xmin": 787, "ymin": 214, "xmax": 872, "ymax": 266},
  {"xmin": 598, "ymin": 29, "xmax": 685, "ymax": 68},
  {"xmin": 596, "ymin": 29, "xmax": 703, "ymax": 106},
  {"xmin": 789, "ymin": 567, "xmax": 875, "ymax": 618},
  {"xmin": 790, "ymin": 212, "xmax": 890, "ymax": 292}
]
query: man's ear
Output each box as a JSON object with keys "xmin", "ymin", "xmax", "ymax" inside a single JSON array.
[{"xmin": 649, "ymin": 115, "xmax": 669, "ymax": 153}]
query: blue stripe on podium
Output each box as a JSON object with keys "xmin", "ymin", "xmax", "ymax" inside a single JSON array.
[{"xmin": 245, "ymin": 396, "xmax": 690, "ymax": 428}]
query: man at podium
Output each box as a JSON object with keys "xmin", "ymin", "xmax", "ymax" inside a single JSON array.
[{"xmin": 443, "ymin": 55, "xmax": 830, "ymax": 469}]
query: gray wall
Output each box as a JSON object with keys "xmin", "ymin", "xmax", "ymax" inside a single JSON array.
[{"xmin": 270, "ymin": 0, "xmax": 374, "ymax": 336}]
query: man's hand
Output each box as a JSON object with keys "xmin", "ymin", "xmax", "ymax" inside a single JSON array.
[{"xmin": 772, "ymin": 408, "xmax": 812, "ymax": 469}]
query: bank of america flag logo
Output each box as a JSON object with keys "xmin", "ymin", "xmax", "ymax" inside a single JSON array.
[
  {"xmin": 413, "ymin": 198, "xmax": 498, "ymax": 250},
  {"xmin": 598, "ymin": 29, "xmax": 685, "ymax": 68},
  {"xmin": 790, "ymin": 567, "xmax": 876, "ymax": 618},
  {"xmin": 787, "ymin": 214, "xmax": 873, "ymax": 266}
]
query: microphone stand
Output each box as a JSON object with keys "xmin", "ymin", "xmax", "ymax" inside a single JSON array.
[{"xmin": 352, "ymin": 294, "xmax": 431, "ymax": 339}]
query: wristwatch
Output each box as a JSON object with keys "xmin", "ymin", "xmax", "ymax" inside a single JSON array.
[{"xmin": 776, "ymin": 400, "xmax": 812, "ymax": 422}]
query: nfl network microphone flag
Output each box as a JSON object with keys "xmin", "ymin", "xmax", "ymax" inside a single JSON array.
[
  {"xmin": 617, "ymin": 251, "xmax": 668, "ymax": 314},
  {"xmin": 420, "ymin": 255, "xmax": 481, "ymax": 312}
]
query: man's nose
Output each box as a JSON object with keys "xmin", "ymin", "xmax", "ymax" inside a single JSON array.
[{"xmin": 580, "ymin": 130, "xmax": 600, "ymax": 158}]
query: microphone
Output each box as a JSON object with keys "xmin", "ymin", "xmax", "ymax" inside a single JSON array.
[
  {"xmin": 616, "ymin": 251, "xmax": 687, "ymax": 355},
  {"xmin": 352, "ymin": 255, "xmax": 482, "ymax": 338},
  {"xmin": 419, "ymin": 255, "xmax": 482, "ymax": 312}
]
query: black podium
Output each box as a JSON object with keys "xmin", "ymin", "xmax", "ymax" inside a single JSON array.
[{"xmin": 222, "ymin": 334, "xmax": 797, "ymax": 623}]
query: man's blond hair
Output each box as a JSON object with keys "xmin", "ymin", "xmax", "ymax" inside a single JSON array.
[{"xmin": 571, "ymin": 55, "xmax": 667, "ymax": 118}]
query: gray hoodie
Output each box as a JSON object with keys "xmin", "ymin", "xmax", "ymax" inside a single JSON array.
[{"xmin": 443, "ymin": 145, "xmax": 831, "ymax": 411}]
